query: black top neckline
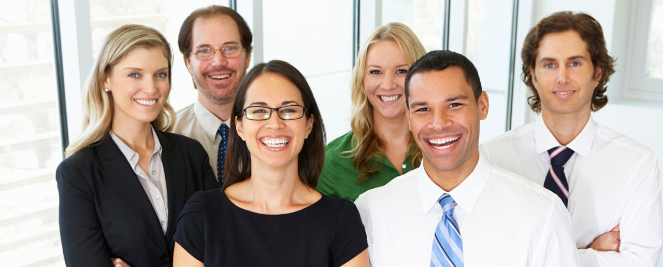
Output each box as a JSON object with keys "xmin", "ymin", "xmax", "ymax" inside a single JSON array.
[{"xmin": 220, "ymin": 190, "xmax": 325, "ymax": 217}]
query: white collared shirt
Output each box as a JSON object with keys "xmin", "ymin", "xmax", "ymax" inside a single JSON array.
[
  {"xmin": 110, "ymin": 128, "xmax": 169, "ymax": 234},
  {"xmin": 172, "ymin": 98, "xmax": 229, "ymax": 181},
  {"xmin": 480, "ymin": 116, "xmax": 663, "ymax": 267},
  {"xmin": 355, "ymin": 157, "xmax": 579, "ymax": 267}
]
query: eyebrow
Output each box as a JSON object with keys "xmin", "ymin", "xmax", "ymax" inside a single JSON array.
[
  {"xmin": 194, "ymin": 41, "xmax": 239, "ymax": 49},
  {"xmin": 366, "ymin": 64, "xmax": 409, "ymax": 69},
  {"xmin": 248, "ymin": 100, "xmax": 300, "ymax": 106},
  {"xmin": 539, "ymin": 55, "xmax": 588, "ymax": 63},
  {"xmin": 409, "ymin": 94, "xmax": 469, "ymax": 108},
  {"xmin": 122, "ymin": 67, "xmax": 169, "ymax": 72}
]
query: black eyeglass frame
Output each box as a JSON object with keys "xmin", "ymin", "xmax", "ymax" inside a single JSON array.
[{"xmin": 241, "ymin": 104, "xmax": 308, "ymax": 121}]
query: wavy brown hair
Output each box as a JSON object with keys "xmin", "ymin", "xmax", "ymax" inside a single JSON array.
[
  {"xmin": 223, "ymin": 60, "xmax": 326, "ymax": 189},
  {"xmin": 348, "ymin": 22, "xmax": 426, "ymax": 182},
  {"xmin": 521, "ymin": 11, "xmax": 616, "ymax": 113},
  {"xmin": 65, "ymin": 24, "xmax": 175, "ymax": 157}
]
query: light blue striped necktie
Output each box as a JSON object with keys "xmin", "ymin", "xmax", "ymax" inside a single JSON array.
[{"xmin": 431, "ymin": 193, "xmax": 464, "ymax": 267}]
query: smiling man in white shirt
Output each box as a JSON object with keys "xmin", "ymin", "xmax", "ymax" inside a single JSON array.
[
  {"xmin": 173, "ymin": 6, "xmax": 252, "ymax": 185},
  {"xmin": 355, "ymin": 50, "xmax": 579, "ymax": 267},
  {"xmin": 480, "ymin": 11, "xmax": 663, "ymax": 267}
]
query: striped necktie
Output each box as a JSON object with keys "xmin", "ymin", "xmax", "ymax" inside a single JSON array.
[
  {"xmin": 431, "ymin": 193, "xmax": 463, "ymax": 267},
  {"xmin": 217, "ymin": 123, "xmax": 229, "ymax": 186},
  {"xmin": 544, "ymin": 146, "xmax": 575, "ymax": 207}
]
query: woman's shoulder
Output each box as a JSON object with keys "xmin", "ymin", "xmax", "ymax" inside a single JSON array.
[
  {"xmin": 315, "ymin": 195, "xmax": 361, "ymax": 219},
  {"xmin": 325, "ymin": 131, "xmax": 356, "ymax": 153}
]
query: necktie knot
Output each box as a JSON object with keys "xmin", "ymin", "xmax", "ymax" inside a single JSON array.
[
  {"xmin": 547, "ymin": 146, "xmax": 575, "ymax": 167},
  {"xmin": 438, "ymin": 193, "xmax": 457, "ymax": 214},
  {"xmin": 218, "ymin": 124, "xmax": 229, "ymax": 138}
]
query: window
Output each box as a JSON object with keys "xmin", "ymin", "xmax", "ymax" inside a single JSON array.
[
  {"xmin": 0, "ymin": 0, "xmax": 64, "ymax": 265},
  {"xmin": 623, "ymin": 0, "xmax": 663, "ymax": 102}
]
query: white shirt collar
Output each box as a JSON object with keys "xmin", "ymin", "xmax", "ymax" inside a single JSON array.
[
  {"xmin": 110, "ymin": 126, "xmax": 162, "ymax": 171},
  {"xmin": 416, "ymin": 156, "xmax": 490, "ymax": 216},
  {"xmin": 534, "ymin": 116, "xmax": 596, "ymax": 158},
  {"xmin": 193, "ymin": 98, "xmax": 229, "ymax": 142}
]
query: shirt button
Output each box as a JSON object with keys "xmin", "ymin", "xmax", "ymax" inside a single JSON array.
[
  {"xmin": 151, "ymin": 170, "xmax": 156, "ymax": 175},
  {"xmin": 156, "ymin": 195, "xmax": 161, "ymax": 200},
  {"xmin": 160, "ymin": 221, "xmax": 165, "ymax": 226},
  {"xmin": 402, "ymin": 164, "xmax": 407, "ymax": 169}
]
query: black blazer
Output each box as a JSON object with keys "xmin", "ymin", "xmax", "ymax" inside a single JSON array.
[{"xmin": 56, "ymin": 131, "xmax": 219, "ymax": 267}]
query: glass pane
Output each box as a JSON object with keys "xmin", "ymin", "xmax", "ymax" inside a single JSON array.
[
  {"xmin": 464, "ymin": 0, "xmax": 514, "ymax": 142},
  {"xmin": 647, "ymin": 0, "xmax": 663, "ymax": 78},
  {"xmin": 262, "ymin": 0, "xmax": 354, "ymax": 141},
  {"xmin": 0, "ymin": 0, "xmax": 64, "ymax": 266},
  {"xmin": 382, "ymin": 0, "xmax": 444, "ymax": 51}
]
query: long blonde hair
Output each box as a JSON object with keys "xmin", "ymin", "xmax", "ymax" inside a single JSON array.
[
  {"xmin": 347, "ymin": 22, "xmax": 426, "ymax": 182},
  {"xmin": 65, "ymin": 24, "xmax": 175, "ymax": 157}
]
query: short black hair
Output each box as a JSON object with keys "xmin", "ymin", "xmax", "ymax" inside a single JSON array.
[{"xmin": 404, "ymin": 50, "xmax": 483, "ymax": 108}]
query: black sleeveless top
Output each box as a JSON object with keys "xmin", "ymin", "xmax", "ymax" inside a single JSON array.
[{"xmin": 174, "ymin": 189, "xmax": 368, "ymax": 266}]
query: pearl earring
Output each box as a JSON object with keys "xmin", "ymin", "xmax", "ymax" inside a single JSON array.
[{"xmin": 105, "ymin": 88, "xmax": 110, "ymax": 92}]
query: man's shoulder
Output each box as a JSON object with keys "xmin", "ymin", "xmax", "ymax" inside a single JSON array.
[
  {"xmin": 355, "ymin": 169, "xmax": 418, "ymax": 207},
  {"xmin": 173, "ymin": 103, "xmax": 199, "ymax": 135},
  {"xmin": 175, "ymin": 103, "xmax": 196, "ymax": 120},
  {"xmin": 482, "ymin": 121, "xmax": 535, "ymax": 148},
  {"xmin": 487, "ymin": 164, "xmax": 561, "ymax": 208},
  {"xmin": 594, "ymin": 122, "xmax": 656, "ymax": 157}
]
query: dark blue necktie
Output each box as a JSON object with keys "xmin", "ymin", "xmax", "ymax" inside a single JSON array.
[
  {"xmin": 544, "ymin": 146, "xmax": 575, "ymax": 207},
  {"xmin": 217, "ymin": 124, "xmax": 229, "ymax": 186}
]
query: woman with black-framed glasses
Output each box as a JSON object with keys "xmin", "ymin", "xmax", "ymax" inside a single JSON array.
[{"xmin": 173, "ymin": 60, "xmax": 369, "ymax": 267}]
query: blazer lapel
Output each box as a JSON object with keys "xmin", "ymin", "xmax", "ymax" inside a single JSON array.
[
  {"xmin": 158, "ymin": 131, "xmax": 186, "ymax": 241},
  {"xmin": 92, "ymin": 137, "xmax": 169, "ymax": 251}
]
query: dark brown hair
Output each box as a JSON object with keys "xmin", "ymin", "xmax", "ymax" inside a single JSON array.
[
  {"xmin": 223, "ymin": 60, "xmax": 326, "ymax": 189},
  {"xmin": 178, "ymin": 5, "xmax": 252, "ymax": 64},
  {"xmin": 522, "ymin": 11, "xmax": 616, "ymax": 113}
]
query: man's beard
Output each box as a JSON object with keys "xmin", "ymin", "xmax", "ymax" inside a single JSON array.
[{"xmin": 195, "ymin": 67, "xmax": 243, "ymax": 105}]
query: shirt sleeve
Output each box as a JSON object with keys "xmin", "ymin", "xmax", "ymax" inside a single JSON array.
[
  {"xmin": 532, "ymin": 196, "xmax": 581, "ymax": 267},
  {"xmin": 173, "ymin": 191, "xmax": 206, "ymax": 262},
  {"xmin": 577, "ymin": 154, "xmax": 663, "ymax": 267},
  {"xmin": 332, "ymin": 199, "xmax": 368, "ymax": 266}
]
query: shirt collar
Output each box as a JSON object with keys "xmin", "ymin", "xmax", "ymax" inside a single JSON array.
[
  {"xmin": 534, "ymin": 116, "xmax": 596, "ymax": 158},
  {"xmin": 416, "ymin": 156, "xmax": 490, "ymax": 215},
  {"xmin": 193, "ymin": 98, "xmax": 228, "ymax": 142},
  {"xmin": 110, "ymin": 127, "xmax": 162, "ymax": 171}
]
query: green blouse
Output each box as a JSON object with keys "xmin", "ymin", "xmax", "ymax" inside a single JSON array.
[{"xmin": 317, "ymin": 131, "xmax": 418, "ymax": 202}]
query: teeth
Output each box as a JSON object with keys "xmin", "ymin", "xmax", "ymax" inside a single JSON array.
[
  {"xmin": 428, "ymin": 135, "xmax": 460, "ymax": 149},
  {"xmin": 135, "ymin": 99, "xmax": 157, "ymax": 105},
  {"xmin": 210, "ymin": 74, "xmax": 230, "ymax": 79},
  {"xmin": 380, "ymin": 95, "xmax": 399, "ymax": 102},
  {"xmin": 556, "ymin": 91, "xmax": 572, "ymax": 95},
  {"xmin": 261, "ymin": 138, "xmax": 289, "ymax": 148}
]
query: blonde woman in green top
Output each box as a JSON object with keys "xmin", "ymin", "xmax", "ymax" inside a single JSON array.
[{"xmin": 317, "ymin": 23, "xmax": 426, "ymax": 201}]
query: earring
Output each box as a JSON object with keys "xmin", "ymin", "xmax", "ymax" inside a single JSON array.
[{"xmin": 105, "ymin": 88, "xmax": 110, "ymax": 92}]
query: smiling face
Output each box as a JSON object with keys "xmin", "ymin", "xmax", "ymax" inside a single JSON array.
[
  {"xmin": 408, "ymin": 67, "xmax": 488, "ymax": 178},
  {"xmin": 105, "ymin": 47, "xmax": 170, "ymax": 128},
  {"xmin": 364, "ymin": 40, "xmax": 409, "ymax": 120},
  {"xmin": 530, "ymin": 30, "xmax": 600, "ymax": 119},
  {"xmin": 186, "ymin": 15, "xmax": 251, "ymax": 105},
  {"xmin": 235, "ymin": 73, "xmax": 313, "ymax": 169}
]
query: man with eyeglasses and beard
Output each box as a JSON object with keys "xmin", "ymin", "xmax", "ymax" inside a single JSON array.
[{"xmin": 174, "ymin": 5, "xmax": 252, "ymax": 185}]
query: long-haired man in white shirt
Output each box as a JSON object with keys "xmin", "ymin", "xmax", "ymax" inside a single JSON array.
[
  {"xmin": 480, "ymin": 11, "xmax": 662, "ymax": 267},
  {"xmin": 355, "ymin": 50, "xmax": 579, "ymax": 266}
]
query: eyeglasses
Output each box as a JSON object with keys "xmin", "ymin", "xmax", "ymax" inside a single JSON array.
[
  {"xmin": 190, "ymin": 46, "xmax": 245, "ymax": 60},
  {"xmin": 242, "ymin": 105, "xmax": 307, "ymax": 121}
]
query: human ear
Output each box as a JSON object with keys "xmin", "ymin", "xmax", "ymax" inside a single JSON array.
[
  {"xmin": 304, "ymin": 115, "xmax": 314, "ymax": 139},
  {"xmin": 235, "ymin": 116, "xmax": 245, "ymax": 141},
  {"xmin": 478, "ymin": 91, "xmax": 489, "ymax": 120}
]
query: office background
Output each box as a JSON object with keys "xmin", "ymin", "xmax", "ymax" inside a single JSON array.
[{"xmin": 1, "ymin": 0, "xmax": 661, "ymax": 265}]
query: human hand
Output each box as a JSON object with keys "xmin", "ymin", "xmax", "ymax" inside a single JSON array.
[
  {"xmin": 111, "ymin": 257, "xmax": 131, "ymax": 267},
  {"xmin": 588, "ymin": 225, "xmax": 620, "ymax": 252}
]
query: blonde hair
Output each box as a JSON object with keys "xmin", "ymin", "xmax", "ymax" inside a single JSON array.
[
  {"xmin": 65, "ymin": 24, "xmax": 175, "ymax": 157},
  {"xmin": 348, "ymin": 22, "xmax": 427, "ymax": 182}
]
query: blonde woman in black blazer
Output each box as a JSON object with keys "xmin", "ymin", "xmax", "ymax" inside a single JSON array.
[{"xmin": 56, "ymin": 25, "xmax": 217, "ymax": 267}]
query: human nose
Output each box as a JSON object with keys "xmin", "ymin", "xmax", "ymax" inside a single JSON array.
[
  {"xmin": 211, "ymin": 49, "xmax": 228, "ymax": 66},
  {"xmin": 428, "ymin": 109, "xmax": 451, "ymax": 131},
  {"xmin": 380, "ymin": 72, "xmax": 397, "ymax": 90},
  {"xmin": 556, "ymin": 66, "xmax": 570, "ymax": 84},
  {"xmin": 265, "ymin": 109, "xmax": 285, "ymax": 129},
  {"xmin": 143, "ymin": 77, "xmax": 158, "ymax": 94}
]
